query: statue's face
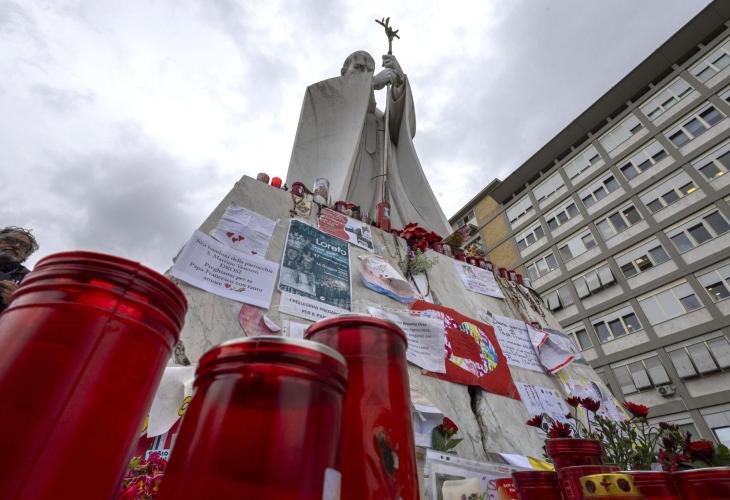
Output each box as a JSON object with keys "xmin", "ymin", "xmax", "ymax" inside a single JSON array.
[{"xmin": 342, "ymin": 53, "xmax": 374, "ymax": 77}]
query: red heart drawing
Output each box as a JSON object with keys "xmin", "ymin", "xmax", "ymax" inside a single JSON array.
[
  {"xmin": 226, "ymin": 232, "xmax": 234, "ymax": 238},
  {"xmin": 251, "ymin": 251, "xmax": 257, "ymax": 255},
  {"xmin": 224, "ymin": 283, "xmax": 231, "ymax": 288}
]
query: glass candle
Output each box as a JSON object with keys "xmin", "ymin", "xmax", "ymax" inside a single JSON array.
[
  {"xmin": 673, "ymin": 467, "xmax": 730, "ymax": 500},
  {"xmin": 313, "ymin": 177, "xmax": 330, "ymax": 205},
  {"xmin": 158, "ymin": 336, "xmax": 348, "ymax": 500},
  {"xmin": 628, "ymin": 471, "xmax": 680, "ymax": 500},
  {"xmin": 466, "ymin": 256, "xmax": 479, "ymax": 266},
  {"xmin": 305, "ymin": 316, "xmax": 419, "ymax": 500},
  {"xmin": 558, "ymin": 465, "xmax": 619, "ymax": 500},
  {"xmin": 512, "ymin": 470, "xmax": 562, "ymax": 500},
  {"xmin": 546, "ymin": 438, "xmax": 604, "ymax": 470},
  {"xmin": 0, "ymin": 251, "xmax": 187, "ymax": 499}
]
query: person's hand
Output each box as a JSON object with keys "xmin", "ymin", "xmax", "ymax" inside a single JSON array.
[
  {"xmin": 382, "ymin": 55, "xmax": 404, "ymax": 85},
  {"xmin": 0, "ymin": 280, "xmax": 18, "ymax": 306},
  {"xmin": 372, "ymin": 68, "xmax": 397, "ymax": 90}
]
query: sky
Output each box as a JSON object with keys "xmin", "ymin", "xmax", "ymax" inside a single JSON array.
[{"xmin": 1, "ymin": 0, "xmax": 713, "ymax": 272}]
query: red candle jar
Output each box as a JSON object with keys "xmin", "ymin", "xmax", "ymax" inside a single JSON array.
[
  {"xmin": 628, "ymin": 471, "xmax": 679, "ymax": 500},
  {"xmin": 270, "ymin": 176, "xmax": 283, "ymax": 188},
  {"xmin": 508, "ymin": 269, "xmax": 518, "ymax": 281},
  {"xmin": 580, "ymin": 473, "xmax": 644, "ymax": 499},
  {"xmin": 498, "ymin": 267, "xmax": 508, "ymax": 279},
  {"xmin": 546, "ymin": 438, "xmax": 604, "ymax": 469},
  {"xmin": 558, "ymin": 465, "xmax": 619, "ymax": 500},
  {"xmin": 515, "ymin": 273, "xmax": 524, "ymax": 285},
  {"xmin": 454, "ymin": 249, "xmax": 466, "ymax": 261},
  {"xmin": 512, "ymin": 470, "xmax": 562, "ymax": 500},
  {"xmin": 466, "ymin": 256, "xmax": 479, "ymax": 266},
  {"xmin": 305, "ymin": 316, "xmax": 419, "ymax": 500},
  {"xmin": 257, "ymin": 172, "xmax": 270, "ymax": 183},
  {"xmin": 158, "ymin": 336, "xmax": 348, "ymax": 500},
  {"xmin": 0, "ymin": 251, "xmax": 187, "ymax": 499},
  {"xmin": 673, "ymin": 467, "xmax": 730, "ymax": 500}
]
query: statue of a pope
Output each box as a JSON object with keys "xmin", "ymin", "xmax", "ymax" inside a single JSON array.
[{"xmin": 285, "ymin": 50, "xmax": 450, "ymax": 235}]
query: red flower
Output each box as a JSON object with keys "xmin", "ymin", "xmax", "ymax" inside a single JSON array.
[
  {"xmin": 526, "ymin": 414, "xmax": 544, "ymax": 428},
  {"xmin": 548, "ymin": 421, "xmax": 573, "ymax": 438},
  {"xmin": 565, "ymin": 396, "xmax": 581, "ymax": 407},
  {"xmin": 442, "ymin": 416, "xmax": 459, "ymax": 435},
  {"xmin": 686, "ymin": 440, "xmax": 715, "ymax": 461},
  {"xmin": 623, "ymin": 401, "xmax": 649, "ymax": 419},
  {"xmin": 580, "ymin": 398, "xmax": 601, "ymax": 413}
]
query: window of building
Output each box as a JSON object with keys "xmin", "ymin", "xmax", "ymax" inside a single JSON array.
[
  {"xmin": 573, "ymin": 263, "xmax": 616, "ymax": 299},
  {"xmin": 557, "ymin": 229, "xmax": 597, "ymax": 262},
  {"xmin": 715, "ymin": 427, "xmax": 730, "ymax": 449},
  {"xmin": 533, "ymin": 171, "xmax": 565, "ymax": 205},
  {"xmin": 640, "ymin": 77, "xmax": 694, "ymax": 121},
  {"xmin": 506, "ymin": 195, "xmax": 534, "ymax": 227},
  {"xmin": 692, "ymin": 139, "xmax": 730, "ymax": 182},
  {"xmin": 545, "ymin": 199, "xmax": 580, "ymax": 231},
  {"xmin": 612, "ymin": 355, "xmax": 671, "ymax": 395},
  {"xmin": 600, "ymin": 114, "xmax": 644, "ymax": 153},
  {"xmin": 544, "ymin": 284, "xmax": 575, "ymax": 312},
  {"xmin": 666, "ymin": 104, "xmax": 725, "ymax": 148},
  {"xmin": 668, "ymin": 333, "xmax": 730, "ymax": 379},
  {"xmin": 573, "ymin": 328, "xmax": 593, "ymax": 350},
  {"xmin": 697, "ymin": 261, "xmax": 730, "ymax": 303},
  {"xmin": 526, "ymin": 252, "xmax": 560, "ymax": 281},
  {"xmin": 515, "ymin": 221, "xmax": 546, "ymax": 252},
  {"xmin": 639, "ymin": 170, "xmax": 698, "ymax": 214},
  {"xmin": 580, "ymin": 174, "xmax": 621, "ymax": 208},
  {"xmin": 639, "ymin": 281, "xmax": 703, "ymax": 325},
  {"xmin": 592, "ymin": 306, "xmax": 642, "ymax": 343},
  {"xmin": 563, "ymin": 145, "xmax": 602, "ymax": 180},
  {"xmin": 690, "ymin": 36, "xmax": 730, "ymax": 82},
  {"xmin": 453, "ymin": 209, "xmax": 476, "ymax": 229},
  {"xmin": 618, "ymin": 140, "xmax": 668, "ymax": 180},
  {"xmin": 595, "ymin": 203, "xmax": 644, "ymax": 240},
  {"xmin": 666, "ymin": 207, "xmax": 730, "ymax": 253},
  {"xmin": 616, "ymin": 238, "xmax": 671, "ymax": 279}
]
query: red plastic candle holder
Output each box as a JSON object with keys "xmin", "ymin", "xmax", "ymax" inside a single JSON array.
[
  {"xmin": 158, "ymin": 336, "xmax": 348, "ymax": 500},
  {"xmin": 511, "ymin": 470, "xmax": 562, "ymax": 500},
  {"xmin": 673, "ymin": 467, "xmax": 730, "ymax": 500},
  {"xmin": 627, "ymin": 470, "xmax": 680, "ymax": 499},
  {"xmin": 0, "ymin": 251, "xmax": 187, "ymax": 499},
  {"xmin": 558, "ymin": 465, "xmax": 619, "ymax": 500},
  {"xmin": 305, "ymin": 315, "xmax": 419, "ymax": 500},
  {"xmin": 270, "ymin": 176, "xmax": 283, "ymax": 188},
  {"xmin": 546, "ymin": 438, "xmax": 604, "ymax": 470}
]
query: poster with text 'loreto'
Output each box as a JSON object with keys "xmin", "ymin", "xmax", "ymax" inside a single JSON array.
[
  {"xmin": 278, "ymin": 219, "xmax": 351, "ymax": 322},
  {"xmin": 410, "ymin": 301, "xmax": 519, "ymax": 400}
]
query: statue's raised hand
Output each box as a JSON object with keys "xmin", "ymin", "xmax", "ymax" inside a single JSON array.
[
  {"xmin": 382, "ymin": 55, "xmax": 404, "ymax": 86},
  {"xmin": 372, "ymin": 68, "xmax": 397, "ymax": 90}
]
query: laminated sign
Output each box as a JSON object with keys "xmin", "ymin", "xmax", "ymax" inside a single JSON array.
[{"xmin": 410, "ymin": 301, "xmax": 519, "ymax": 400}]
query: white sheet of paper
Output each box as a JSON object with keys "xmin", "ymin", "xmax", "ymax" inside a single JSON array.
[
  {"xmin": 492, "ymin": 315, "xmax": 544, "ymax": 372},
  {"xmin": 211, "ymin": 204, "xmax": 276, "ymax": 257},
  {"xmin": 368, "ymin": 307, "xmax": 446, "ymax": 373},
  {"xmin": 279, "ymin": 291, "xmax": 348, "ymax": 322},
  {"xmin": 283, "ymin": 320, "xmax": 309, "ymax": 339},
  {"xmin": 453, "ymin": 261, "xmax": 504, "ymax": 299},
  {"xmin": 516, "ymin": 382, "xmax": 570, "ymax": 424},
  {"xmin": 147, "ymin": 366, "xmax": 196, "ymax": 437},
  {"xmin": 171, "ymin": 231, "xmax": 279, "ymax": 308}
]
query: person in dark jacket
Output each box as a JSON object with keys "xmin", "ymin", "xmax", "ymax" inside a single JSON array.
[{"xmin": 0, "ymin": 226, "xmax": 39, "ymax": 313}]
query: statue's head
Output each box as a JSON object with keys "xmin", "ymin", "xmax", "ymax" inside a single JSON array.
[{"xmin": 341, "ymin": 50, "xmax": 375, "ymax": 77}]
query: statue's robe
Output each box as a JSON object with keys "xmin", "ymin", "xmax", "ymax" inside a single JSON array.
[{"xmin": 285, "ymin": 72, "xmax": 451, "ymax": 235}]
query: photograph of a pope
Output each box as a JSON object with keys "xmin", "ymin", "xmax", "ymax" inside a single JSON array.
[{"xmin": 286, "ymin": 50, "xmax": 451, "ymax": 235}]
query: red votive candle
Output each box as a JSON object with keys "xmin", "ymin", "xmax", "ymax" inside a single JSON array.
[
  {"xmin": 628, "ymin": 471, "xmax": 680, "ymax": 499},
  {"xmin": 558, "ymin": 465, "xmax": 619, "ymax": 500},
  {"xmin": 270, "ymin": 176, "xmax": 283, "ymax": 188},
  {"xmin": 158, "ymin": 336, "xmax": 348, "ymax": 500},
  {"xmin": 305, "ymin": 316, "xmax": 419, "ymax": 500},
  {"xmin": 546, "ymin": 438, "xmax": 604, "ymax": 470},
  {"xmin": 466, "ymin": 256, "xmax": 479, "ymax": 266},
  {"xmin": 0, "ymin": 251, "xmax": 187, "ymax": 499},
  {"xmin": 673, "ymin": 467, "xmax": 730, "ymax": 500},
  {"xmin": 291, "ymin": 181, "xmax": 306, "ymax": 197},
  {"xmin": 512, "ymin": 470, "xmax": 562, "ymax": 499}
]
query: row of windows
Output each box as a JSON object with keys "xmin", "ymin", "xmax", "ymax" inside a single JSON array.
[
  {"xmin": 505, "ymin": 95, "xmax": 727, "ymax": 232},
  {"xmin": 639, "ymin": 281, "xmax": 702, "ymax": 326},
  {"xmin": 639, "ymin": 170, "xmax": 697, "ymax": 214},
  {"xmin": 667, "ymin": 209, "xmax": 730, "ymax": 253}
]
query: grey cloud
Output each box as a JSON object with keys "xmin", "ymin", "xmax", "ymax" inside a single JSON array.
[{"xmin": 29, "ymin": 83, "xmax": 95, "ymax": 113}]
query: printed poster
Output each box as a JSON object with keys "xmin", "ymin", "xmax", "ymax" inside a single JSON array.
[
  {"xmin": 170, "ymin": 231, "xmax": 279, "ymax": 308},
  {"xmin": 318, "ymin": 207, "xmax": 374, "ymax": 251},
  {"xmin": 556, "ymin": 373, "xmax": 627, "ymax": 423},
  {"xmin": 527, "ymin": 324, "xmax": 577, "ymax": 374},
  {"xmin": 359, "ymin": 254, "xmax": 419, "ymax": 303},
  {"xmin": 367, "ymin": 307, "xmax": 446, "ymax": 373},
  {"xmin": 410, "ymin": 301, "xmax": 519, "ymax": 399},
  {"xmin": 211, "ymin": 204, "xmax": 276, "ymax": 257},
  {"xmin": 516, "ymin": 382, "xmax": 570, "ymax": 425},
  {"xmin": 453, "ymin": 260, "xmax": 504, "ymax": 299},
  {"xmin": 278, "ymin": 220, "xmax": 351, "ymax": 321},
  {"xmin": 492, "ymin": 315, "xmax": 544, "ymax": 373}
]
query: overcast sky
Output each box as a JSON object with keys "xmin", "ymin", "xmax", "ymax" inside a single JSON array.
[{"xmin": 2, "ymin": 0, "xmax": 713, "ymax": 272}]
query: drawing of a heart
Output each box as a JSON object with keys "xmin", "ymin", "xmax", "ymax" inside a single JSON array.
[
  {"xmin": 224, "ymin": 283, "xmax": 231, "ymax": 288},
  {"xmin": 226, "ymin": 232, "xmax": 234, "ymax": 238}
]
